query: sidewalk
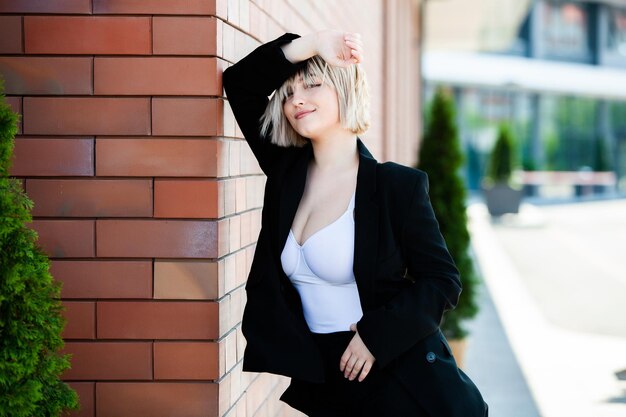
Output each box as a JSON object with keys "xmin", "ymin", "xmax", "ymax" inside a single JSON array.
[{"xmin": 465, "ymin": 198, "xmax": 626, "ymax": 417}]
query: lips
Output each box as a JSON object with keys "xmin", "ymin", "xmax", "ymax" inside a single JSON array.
[{"xmin": 295, "ymin": 110, "xmax": 315, "ymax": 119}]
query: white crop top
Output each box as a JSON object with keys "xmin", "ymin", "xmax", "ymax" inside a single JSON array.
[{"xmin": 280, "ymin": 190, "xmax": 364, "ymax": 333}]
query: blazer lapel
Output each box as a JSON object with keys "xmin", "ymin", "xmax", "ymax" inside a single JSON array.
[{"xmin": 275, "ymin": 137, "xmax": 379, "ymax": 311}]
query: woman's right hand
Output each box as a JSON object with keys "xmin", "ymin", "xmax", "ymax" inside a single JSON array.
[{"xmin": 315, "ymin": 30, "xmax": 364, "ymax": 67}]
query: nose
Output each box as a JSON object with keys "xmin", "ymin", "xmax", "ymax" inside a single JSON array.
[{"xmin": 291, "ymin": 88, "xmax": 305, "ymax": 106}]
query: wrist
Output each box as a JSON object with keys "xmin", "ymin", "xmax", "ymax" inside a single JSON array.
[{"xmin": 280, "ymin": 33, "xmax": 318, "ymax": 63}]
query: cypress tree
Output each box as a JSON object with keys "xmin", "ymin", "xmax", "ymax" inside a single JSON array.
[
  {"xmin": 0, "ymin": 77, "xmax": 79, "ymax": 416},
  {"xmin": 418, "ymin": 86, "xmax": 479, "ymax": 339},
  {"xmin": 486, "ymin": 123, "xmax": 516, "ymax": 184}
]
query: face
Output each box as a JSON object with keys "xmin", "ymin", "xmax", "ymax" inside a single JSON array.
[{"xmin": 282, "ymin": 75, "xmax": 341, "ymax": 141}]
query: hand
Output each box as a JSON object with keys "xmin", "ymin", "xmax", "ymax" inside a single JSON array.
[
  {"xmin": 315, "ymin": 30, "xmax": 364, "ymax": 67},
  {"xmin": 339, "ymin": 323, "xmax": 376, "ymax": 382}
]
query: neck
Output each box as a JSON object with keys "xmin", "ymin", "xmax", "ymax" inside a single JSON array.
[{"xmin": 309, "ymin": 131, "xmax": 359, "ymax": 173}]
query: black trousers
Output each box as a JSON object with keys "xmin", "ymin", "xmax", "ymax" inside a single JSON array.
[{"xmin": 279, "ymin": 330, "xmax": 430, "ymax": 417}]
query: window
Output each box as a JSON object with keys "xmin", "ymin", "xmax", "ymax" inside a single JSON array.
[
  {"xmin": 539, "ymin": 1, "xmax": 591, "ymax": 61},
  {"xmin": 607, "ymin": 6, "xmax": 626, "ymax": 57}
]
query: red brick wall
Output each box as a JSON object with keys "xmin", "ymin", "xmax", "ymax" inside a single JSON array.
[{"xmin": 0, "ymin": 1, "xmax": 421, "ymax": 417}]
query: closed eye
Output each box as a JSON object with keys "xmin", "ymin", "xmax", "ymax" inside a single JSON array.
[{"xmin": 285, "ymin": 83, "xmax": 321, "ymax": 98}]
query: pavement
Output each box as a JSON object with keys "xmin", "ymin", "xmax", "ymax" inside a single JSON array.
[{"xmin": 462, "ymin": 196, "xmax": 626, "ymax": 417}]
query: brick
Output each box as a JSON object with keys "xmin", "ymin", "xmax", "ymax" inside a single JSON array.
[
  {"xmin": 94, "ymin": 57, "xmax": 218, "ymax": 95},
  {"xmin": 93, "ymin": 0, "xmax": 215, "ymax": 15},
  {"xmin": 11, "ymin": 138, "xmax": 93, "ymax": 177},
  {"xmin": 153, "ymin": 16, "xmax": 217, "ymax": 56},
  {"xmin": 96, "ymin": 138, "xmax": 218, "ymax": 177},
  {"xmin": 61, "ymin": 342, "xmax": 152, "ymax": 380},
  {"xmin": 61, "ymin": 301, "xmax": 96, "ymax": 339},
  {"xmin": 223, "ymin": 99, "xmax": 236, "ymax": 138},
  {"xmin": 27, "ymin": 220, "xmax": 95, "ymax": 258},
  {"xmin": 235, "ymin": 248, "xmax": 247, "ymax": 288},
  {"xmin": 228, "ymin": 363, "xmax": 242, "ymax": 409},
  {"xmin": 249, "ymin": 2, "xmax": 261, "ymax": 38},
  {"xmin": 236, "ymin": 326, "xmax": 246, "ymax": 364},
  {"xmin": 240, "ymin": 211, "xmax": 251, "ymax": 248},
  {"xmin": 229, "ymin": 138, "xmax": 241, "ymax": 176},
  {"xmin": 0, "ymin": 57, "xmax": 92, "ymax": 95},
  {"xmin": 0, "ymin": 0, "xmax": 91, "ymax": 13},
  {"xmin": 217, "ymin": 219, "xmax": 230, "ymax": 258},
  {"xmin": 217, "ymin": 180, "xmax": 226, "ymax": 218},
  {"xmin": 218, "ymin": 369, "xmax": 231, "ymax": 415},
  {"xmin": 215, "ymin": 0, "xmax": 228, "ymax": 20},
  {"xmin": 97, "ymin": 301, "xmax": 219, "ymax": 339},
  {"xmin": 216, "ymin": 136, "xmax": 231, "ymax": 178},
  {"xmin": 229, "ymin": 214, "xmax": 241, "ymax": 253},
  {"xmin": 228, "ymin": 287, "xmax": 244, "ymax": 329},
  {"xmin": 96, "ymin": 219, "xmax": 218, "ymax": 258},
  {"xmin": 0, "ymin": 16, "xmax": 22, "ymax": 53},
  {"xmin": 235, "ymin": 177, "xmax": 246, "ymax": 213},
  {"xmin": 222, "ymin": 329, "xmax": 237, "ymax": 373},
  {"xmin": 96, "ymin": 383, "xmax": 218, "ymax": 417},
  {"xmin": 152, "ymin": 98, "xmax": 223, "ymax": 136},
  {"xmin": 240, "ymin": 0, "xmax": 250, "ymax": 32},
  {"xmin": 227, "ymin": 0, "xmax": 239, "ymax": 27},
  {"xmin": 64, "ymin": 382, "xmax": 94, "ymax": 417},
  {"xmin": 24, "ymin": 16, "xmax": 150, "ymax": 54},
  {"xmin": 223, "ymin": 179, "xmax": 236, "ymax": 215},
  {"xmin": 51, "ymin": 260, "xmax": 152, "ymax": 299},
  {"xmin": 4, "ymin": 96, "xmax": 22, "ymax": 134},
  {"xmin": 26, "ymin": 179, "xmax": 152, "ymax": 217},
  {"xmin": 23, "ymin": 98, "xmax": 150, "ymax": 135},
  {"xmin": 222, "ymin": 23, "xmax": 236, "ymax": 63},
  {"xmin": 154, "ymin": 260, "xmax": 218, "ymax": 300},
  {"xmin": 154, "ymin": 179, "xmax": 218, "ymax": 219},
  {"xmin": 223, "ymin": 254, "xmax": 235, "ymax": 295},
  {"xmin": 154, "ymin": 342, "xmax": 219, "ymax": 380}
]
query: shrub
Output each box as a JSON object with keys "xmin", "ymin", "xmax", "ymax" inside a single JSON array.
[
  {"xmin": 0, "ymin": 76, "xmax": 79, "ymax": 416},
  {"xmin": 418, "ymin": 86, "xmax": 479, "ymax": 340},
  {"xmin": 486, "ymin": 123, "xmax": 517, "ymax": 183}
]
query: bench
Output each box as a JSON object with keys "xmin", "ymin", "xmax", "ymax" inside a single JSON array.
[{"xmin": 519, "ymin": 170, "xmax": 617, "ymax": 198}]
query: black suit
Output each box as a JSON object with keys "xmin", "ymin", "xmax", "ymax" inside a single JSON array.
[{"xmin": 223, "ymin": 32, "xmax": 488, "ymax": 417}]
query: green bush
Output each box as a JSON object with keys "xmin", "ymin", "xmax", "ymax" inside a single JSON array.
[
  {"xmin": 418, "ymin": 86, "xmax": 479, "ymax": 340},
  {"xmin": 486, "ymin": 122, "xmax": 517, "ymax": 183},
  {"xmin": 0, "ymin": 77, "xmax": 79, "ymax": 416}
]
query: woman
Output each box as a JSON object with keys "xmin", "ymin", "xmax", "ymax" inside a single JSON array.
[{"xmin": 223, "ymin": 30, "xmax": 488, "ymax": 417}]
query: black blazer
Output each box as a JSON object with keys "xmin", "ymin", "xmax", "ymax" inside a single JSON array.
[{"xmin": 223, "ymin": 32, "xmax": 488, "ymax": 417}]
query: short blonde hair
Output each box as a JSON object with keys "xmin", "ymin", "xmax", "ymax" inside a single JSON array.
[{"xmin": 260, "ymin": 54, "xmax": 371, "ymax": 147}]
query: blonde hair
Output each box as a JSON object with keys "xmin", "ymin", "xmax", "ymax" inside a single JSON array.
[{"xmin": 260, "ymin": 55, "xmax": 371, "ymax": 147}]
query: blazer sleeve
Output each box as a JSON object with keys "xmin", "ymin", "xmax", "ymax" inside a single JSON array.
[
  {"xmin": 222, "ymin": 32, "xmax": 309, "ymax": 177},
  {"xmin": 356, "ymin": 170, "xmax": 463, "ymax": 370}
]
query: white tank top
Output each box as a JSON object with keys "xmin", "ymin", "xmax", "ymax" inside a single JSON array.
[{"xmin": 280, "ymin": 190, "xmax": 364, "ymax": 333}]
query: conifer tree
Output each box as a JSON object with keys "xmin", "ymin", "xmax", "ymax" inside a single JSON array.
[
  {"xmin": 418, "ymin": 86, "xmax": 479, "ymax": 339},
  {"xmin": 0, "ymin": 77, "xmax": 79, "ymax": 416}
]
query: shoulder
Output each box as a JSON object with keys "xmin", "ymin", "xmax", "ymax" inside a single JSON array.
[{"xmin": 377, "ymin": 161, "xmax": 427, "ymax": 191}]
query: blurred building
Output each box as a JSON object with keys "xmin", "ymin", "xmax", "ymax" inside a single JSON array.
[{"xmin": 423, "ymin": 0, "xmax": 626, "ymax": 192}]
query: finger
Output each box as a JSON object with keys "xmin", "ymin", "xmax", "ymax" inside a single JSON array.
[
  {"xmin": 347, "ymin": 35, "xmax": 363, "ymax": 44},
  {"xmin": 345, "ymin": 40, "xmax": 362, "ymax": 51},
  {"xmin": 345, "ymin": 34, "xmax": 363, "ymax": 44},
  {"xmin": 345, "ymin": 39, "xmax": 363, "ymax": 49},
  {"xmin": 339, "ymin": 351, "xmax": 352, "ymax": 372},
  {"xmin": 344, "ymin": 356, "xmax": 358, "ymax": 378},
  {"xmin": 348, "ymin": 359, "xmax": 364, "ymax": 381},
  {"xmin": 358, "ymin": 361, "xmax": 371, "ymax": 382}
]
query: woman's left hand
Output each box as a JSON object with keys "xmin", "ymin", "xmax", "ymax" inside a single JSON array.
[{"xmin": 340, "ymin": 323, "xmax": 376, "ymax": 382}]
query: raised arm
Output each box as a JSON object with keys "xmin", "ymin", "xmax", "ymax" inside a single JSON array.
[
  {"xmin": 222, "ymin": 30, "xmax": 363, "ymax": 177},
  {"xmin": 222, "ymin": 33, "xmax": 317, "ymax": 177}
]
